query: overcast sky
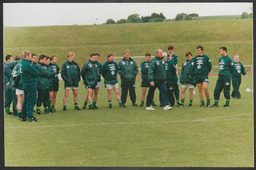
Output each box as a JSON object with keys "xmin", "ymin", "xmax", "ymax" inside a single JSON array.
[{"xmin": 3, "ymin": 3, "xmax": 253, "ymax": 27}]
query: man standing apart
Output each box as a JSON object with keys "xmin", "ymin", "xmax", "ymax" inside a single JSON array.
[
  {"xmin": 146, "ymin": 48, "xmax": 172, "ymax": 111},
  {"xmin": 193, "ymin": 45, "xmax": 212, "ymax": 107},
  {"xmin": 231, "ymin": 54, "xmax": 247, "ymax": 99},
  {"xmin": 81, "ymin": 53, "xmax": 98, "ymax": 110},
  {"xmin": 118, "ymin": 49, "xmax": 138, "ymax": 107},
  {"xmin": 20, "ymin": 50, "xmax": 39, "ymax": 122},
  {"xmin": 61, "ymin": 52, "xmax": 81, "ymax": 111},
  {"xmin": 102, "ymin": 53, "xmax": 123, "ymax": 108},
  {"xmin": 212, "ymin": 47, "xmax": 234, "ymax": 107},
  {"xmin": 4, "ymin": 55, "xmax": 14, "ymax": 116}
]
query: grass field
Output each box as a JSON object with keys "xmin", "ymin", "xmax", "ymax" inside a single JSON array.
[
  {"xmin": 192, "ymin": 15, "xmax": 241, "ymax": 20},
  {"xmin": 4, "ymin": 75, "xmax": 253, "ymax": 167},
  {"xmin": 4, "ymin": 18, "xmax": 253, "ymax": 69}
]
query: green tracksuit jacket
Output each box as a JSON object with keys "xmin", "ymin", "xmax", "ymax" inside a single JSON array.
[
  {"xmin": 118, "ymin": 57, "xmax": 138, "ymax": 82},
  {"xmin": 9, "ymin": 60, "xmax": 20, "ymax": 89},
  {"xmin": 20, "ymin": 59, "xmax": 38, "ymax": 83},
  {"xmin": 140, "ymin": 61, "xmax": 151, "ymax": 80},
  {"xmin": 180, "ymin": 59, "xmax": 195, "ymax": 85},
  {"xmin": 148, "ymin": 56, "xmax": 166, "ymax": 83},
  {"xmin": 80, "ymin": 60, "xmax": 98, "ymax": 86},
  {"xmin": 35, "ymin": 62, "xmax": 54, "ymax": 89},
  {"xmin": 12, "ymin": 62, "xmax": 23, "ymax": 90},
  {"xmin": 218, "ymin": 55, "xmax": 234, "ymax": 76},
  {"xmin": 49, "ymin": 63, "xmax": 60, "ymax": 82},
  {"xmin": 167, "ymin": 54, "xmax": 178, "ymax": 66},
  {"xmin": 102, "ymin": 61, "xmax": 118, "ymax": 85},
  {"xmin": 193, "ymin": 54, "xmax": 212, "ymax": 75},
  {"xmin": 165, "ymin": 60, "xmax": 176, "ymax": 85},
  {"xmin": 61, "ymin": 60, "xmax": 81, "ymax": 87},
  {"xmin": 95, "ymin": 61, "xmax": 103, "ymax": 82},
  {"xmin": 4, "ymin": 62, "xmax": 11, "ymax": 89}
]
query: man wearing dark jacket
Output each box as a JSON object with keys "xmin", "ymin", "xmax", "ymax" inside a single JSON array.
[
  {"xmin": 102, "ymin": 53, "xmax": 123, "ymax": 108},
  {"xmin": 179, "ymin": 52, "xmax": 196, "ymax": 107},
  {"xmin": 146, "ymin": 48, "xmax": 172, "ymax": 111},
  {"xmin": 118, "ymin": 49, "xmax": 138, "ymax": 107},
  {"xmin": 61, "ymin": 52, "xmax": 81, "ymax": 111},
  {"xmin": 20, "ymin": 50, "xmax": 39, "ymax": 122}
]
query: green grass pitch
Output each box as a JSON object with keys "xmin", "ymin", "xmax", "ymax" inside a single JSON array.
[{"xmin": 4, "ymin": 75, "xmax": 253, "ymax": 167}]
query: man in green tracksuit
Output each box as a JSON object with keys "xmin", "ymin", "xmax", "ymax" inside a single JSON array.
[
  {"xmin": 81, "ymin": 53, "xmax": 98, "ymax": 110},
  {"xmin": 146, "ymin": 48, "xmax": 172, "ymax": 111},
  {"xmin": 212, "ymin": 47, "xmax": 234, "ymax": 107},
  {"xmin": 179, "ymin": 52, "xmax": 196, "ymax": 107},
  {"xmin": 193, "ymin": 45, "xmax": 212, "ymax": 107},
  {"xmin": 231, "ymin": 54, "xmax": 247, "ymax": 99},
  {"xmin": 4, "ymin": 55, "xmax": 14, "ymax": 116},
  {"xmin": 118, "ymin": 49, "xmax": 138, "ymax": 107},
  {"xmin": 102, "ymin": 53, "xmax": 123, "ymax": 108},
  {"xmin": 61, "ymin": 52, "xmax": 81, "ymax": 111},
  {"xmin": 163, "ymin": 52, "xmax": 177, "ymax": 107},
  {"xmin": 20, "ymin": 50, "xmax": 39, "ymax": 122},
  {"xmin": 167, "ymin": 45, "xmax": 180, "ymax": 106},
  {"xmin": 35, "ymin": 55, "xmax": 54, "ymax": 114},
  {"xmin": 140, "ymin": 53, "xmax": 156, "ymax": 107},
  {"xmin": 92, "ymin": 53, "xmax": 102, "ymax": 109}
]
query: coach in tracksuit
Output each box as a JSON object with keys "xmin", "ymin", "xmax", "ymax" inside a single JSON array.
[
  {"xmin": 81, "ymin": 53, "xmax": 98, "ymax": 110},
  {"xmin": 212, "ymin": 47, "xmax": 234, "ymax": 107},
  {"xmin": 118, "ymin": 49, "xmax": 138, "ymax": 107},
  {"xmin": 4, "ymin": 55, "xmax": 14, "ymax": 116},
  {"xmin": 146, "ymin": 48, "xmax": 172, "ymax": 111},
  {"xmin": 20, "ymin": 50, "xmax": 39, "ymax": 122},
  {"xmin": 231, "ymin": 54, "xmax": 247, "ymax": 99},
  {"xmin": 163, "ymin": 52, "xmax": 177, "ymax": 107},
  {"xmin": 61, "ymin": 52, "xmax": 81, "ymax": 111}
]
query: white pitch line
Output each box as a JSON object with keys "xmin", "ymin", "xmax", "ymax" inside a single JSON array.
[{"xmin": 5, "ymin": 113, "xmax": 253, "ymax": 129}]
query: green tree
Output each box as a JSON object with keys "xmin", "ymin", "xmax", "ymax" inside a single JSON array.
[
  {"xmin": 141, "ymin": 16, "xmax": 151, "ymax": 22},
  {"xmin": 175, "ymin": 13, "xmax": 186, "ymax": 21},
  {"xmin": 117, "ymin": 19, "xmax": 128, "ymax": 24},
  {"xmin": 106, "ymin": 19, "xmax": 116, "ymax": 24},
  {"xmin": 188, "ymin": 13, "xmax": 199, "ymax": 17},
  {"xmin": 127, "ymin": 14, "xmax": 141, "ymax": 23},
  {"xmin": 241, "ymin": 12, "xmax": 249, "ymax": 19},
  {"xmin": 184, "ymin": 15, "xmax": 192, "ymax": 20}
]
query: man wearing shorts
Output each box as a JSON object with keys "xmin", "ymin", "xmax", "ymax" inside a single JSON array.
[
  {"xmin": 81, "ymin": 53, "xmax": 98, "ymax": 110},
  {"xmin": 102, "ymin": 53, "xmax": 123, "ymax": 108},
  {"xmin": 61, "ymin": 52, "xmax": 81, "ymax": 111},
  {"xmin": 179, "ymin": 52, "xmax": 196, "ymax": 107},
  {"xmin": 193, "ymin": 45, "xmax": 212, "ymax": 107}
]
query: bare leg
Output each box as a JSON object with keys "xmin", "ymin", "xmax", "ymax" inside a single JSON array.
[{"xmin": 63, "ymin": 89, "xmax": 69, "ymax": 105}]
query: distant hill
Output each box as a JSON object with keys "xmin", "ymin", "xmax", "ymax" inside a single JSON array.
[
  {"xmin": 4, "ymin": 18, "xmax": 252, "ymax": 69},
  {"xmin": 192, "ymin": 15, "xmax": 241, "ymax": 20}
]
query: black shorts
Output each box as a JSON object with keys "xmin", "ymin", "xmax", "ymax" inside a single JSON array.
[
  {"xmin": 141, "ymin": 79, "xmax": 150, "ymax": 87},
  {"xmin": 86, "ymin": 83, "xmax": 97, "ymax": 89},
  {"xmin": 195, "ymin": 74, "xmax": 209, "ymax": 84},
  {"xmin": 50, "ymin": 81, "xmax": 59, "ymax": 92}
]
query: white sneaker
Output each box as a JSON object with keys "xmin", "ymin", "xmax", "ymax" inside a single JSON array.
[
  {"xmin": 146, "ymin": 106, "xmax": 155, "ymax": 111},
  {"xmin": 163, "ymin": 105, "xmax": 172, "ymax": 110}
]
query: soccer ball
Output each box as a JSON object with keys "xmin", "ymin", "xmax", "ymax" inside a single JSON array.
[
  {"xmin": 193, "ymin": 90, "xmax": 196, "ymax": 94},
  {"xmin": 246, "ymin": 88, "xmax": 251, "ymax": 92}
]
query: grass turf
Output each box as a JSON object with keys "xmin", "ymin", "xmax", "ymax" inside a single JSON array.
[{"xmin": 4, "ymin": 75, "xmax": 253, "ymax": 167}]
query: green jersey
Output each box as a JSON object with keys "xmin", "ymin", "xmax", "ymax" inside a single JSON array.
[
  {"xmin": 102, "ymin": 61, "xmax": 118, "ymax": 85},
  {"xmin": 165, "ymin": 60, "xmax": 176, "ymax": 84},
  {"xmin": 148, "ymin": 56, "xmax": 166, "ymax": 83},
  {"xmin": 20, "ymin": 59, "xmax": 38, "ymax": 83},
  {"xmin": 180, "ymin": 58, "xmax": 195, "ymax": 85},
  {"xmin": 95, "ymin": 61, "xmax": 103, "ymax": 82},
  {"xmin": 35, "ymin": 62, "xmax": 54, "ymax": 89},
  {"xmin": 140, "ymin": 61, "xmax": 150, "ymax": 80},
  {"xmin": 118, "ymin": 57, "xmax": 138, "ymax": 82},
  {"xmin": 167, "ymin": 54, "xmax": 178, "ymax": 66},
  {"xmin": 50, "ymin": 63, "xmax": 60, "ymax": 82},
  {"xmin": 61, "ymin": 60, "xmax": 81, "ymax": 87},
  {"xmin": 11, "ymin": 61, "xmax": 23, "ymax": 90},
  {"xmin": 218, "ymin": 55, "xmax": 234, "ymax": 76},
  {"xmin": 193, "ymin": 54, "xmax": 212, "ymax": 75},
  {"xmin": 232, "ymin": 62, "xmax": 246, "ymax": 77}
]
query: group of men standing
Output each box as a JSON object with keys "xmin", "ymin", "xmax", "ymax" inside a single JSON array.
[{"xmin": 4, "ymin": 45, "xmax": 247, "ymax": 122}]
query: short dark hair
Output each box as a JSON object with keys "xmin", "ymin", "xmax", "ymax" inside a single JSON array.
[
  {"xmin": 168, "ymin": 46, "xmax": 174, "ymax": 51},
  {"xmin": 39, "ymin": 55, "xmax": 46, "ymax": 61},
  {"xmin": 15, "ymin": 55, "xmax": 20, "ymax": 60},
  {"xmin": 220, "ymin": 46, "xmax": 227, "ymax": 52},
  {"xmin": 145, "ymin": 53, "xmax": 151, "ymax": 57},
  {"xmin": 50, "ymin": 54, "xmax": 57, "ymax": 61},
  {"xmin": 186, "ymin": 52, "xmax": 193, "ymax": 57},
  {"xmin": 46, "ymin": 56, "xmax": 50, "ymax": 60},
  {"xmin": 196, "ymin": 45, "xmax": 203, "ymax": 51},
  {"xmin": 90, "ymin": 53, "xmax": 97, "ymax": 57},
  {"xmin": 5, "ymin": 55, "xmax": 12, "ymax": 61},
  {"xmin": 32, "ymin": 54, "xmax": 37, "ymax": 57},
  {"xmin": 95, "ymin": 53, "xmax": 100, "ymax": 57},
  {"xmin": 107, "ymin": 53, "xmax": 114, "ymax": 58}
]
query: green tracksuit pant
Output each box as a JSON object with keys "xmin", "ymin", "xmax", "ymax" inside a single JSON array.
[
  {"xmin": 166, "ymin": 82, "xmax": 176, "ymax": 106},
  {"xmin": 37, "ymin": 89, "xmax": 50, "ymax": 107},
  {"xmin": 121, "ymin": 80, "xmax": 136, "ymax": 105},
  {"xmin": 11, "ymin": 89, "xmax": 17, "ymax": 115},
  {"xmin": 231, "ymin": 76, "xmax": 242, "ymax": 99},
  {"xmin": 22, "ymin": 82, "xmax": 37, "ymax": 118},
  {"xmin": 173, "ymin": 80, "xmax": 180, "ymax": 101},
  {"xmin": 214, "ymin": 75, "xmax": 231, "ymax": 100},
  {"xmin": 4, "ymin": 87, "xmax": 12, "ymax": 108}
]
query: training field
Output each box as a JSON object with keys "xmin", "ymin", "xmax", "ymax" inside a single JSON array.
[{"xmin": 4, "ymin": 74, "xmax": 253, "ymax": 167}]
